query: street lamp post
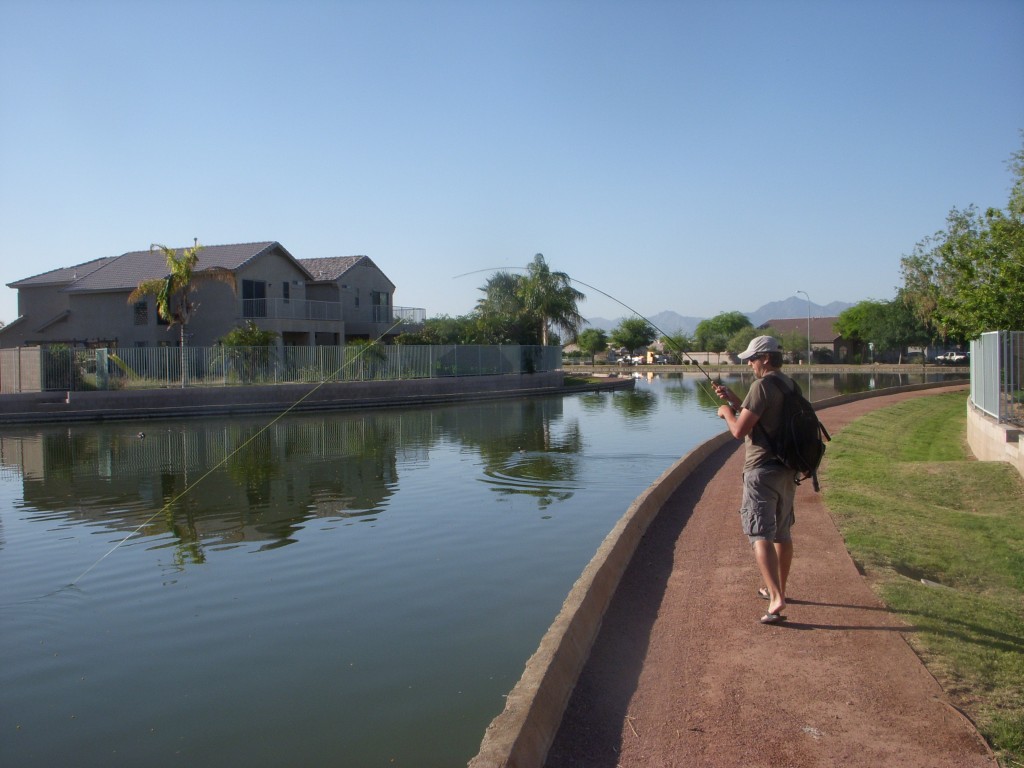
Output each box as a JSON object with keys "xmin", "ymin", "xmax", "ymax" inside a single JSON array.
[{"xmin": 796, "ymin": 290, "xmax": 811, "ymax": 364}]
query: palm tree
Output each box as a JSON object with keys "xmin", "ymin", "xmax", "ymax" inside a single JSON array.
[
  {"xmin": 476, "ymin": 271, "xmax": 533, "ymax": 343},
  {"xmin": 127, "ymin": 240, "xmax": 236, "ymax": 387},
  {"xmin": 476, "ymin": 254, "xmax": 586, "ymax": 346},
  {"xmin": 520, "ymin": 253, "xmax": 585, "ymax": 346}
]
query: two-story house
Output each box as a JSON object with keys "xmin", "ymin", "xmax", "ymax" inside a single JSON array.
[
  {"xmin": 0, "ymin": 241, "xmax": 421, "ymax": 351},
  {"xmin": 302, "ymin": 256, "xmax": 400, "ymax": 343}
]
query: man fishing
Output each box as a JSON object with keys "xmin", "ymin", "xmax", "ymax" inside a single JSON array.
[{"xmin": 713, "ymin": 336, "xmax": 797, "ymax": 625}]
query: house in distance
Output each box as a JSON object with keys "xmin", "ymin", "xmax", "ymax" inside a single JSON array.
[{"xmin": 0, "ymin": 241, "xmax": 424, "ymax": 351}]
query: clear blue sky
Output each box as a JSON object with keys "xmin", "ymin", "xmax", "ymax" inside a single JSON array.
[{"xmin": 2, "ymin": 0, "xmax": 1022, "ymax": 327}]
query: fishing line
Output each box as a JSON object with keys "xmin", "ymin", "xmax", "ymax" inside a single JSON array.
[
  {"xmin": 453, "ymin": 266, "xmax": 725, "ymax": 398},
  {"xmin": 36, "ymin": 319, "xmax": 406, "ymax": 597}
]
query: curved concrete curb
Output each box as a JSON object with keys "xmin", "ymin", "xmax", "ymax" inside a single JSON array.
[{"xmin": 467, "ymin": 379, "xmax": 969, "ymax": 768}]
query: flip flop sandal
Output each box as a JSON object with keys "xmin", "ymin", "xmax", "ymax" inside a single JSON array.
[
  {"xmin": 760, "ymin": 612, "xmax": 786, "ymax": 625},
  {"xmin": 758, "ymin": 587, "xmax": 770, "ymax": 600}
]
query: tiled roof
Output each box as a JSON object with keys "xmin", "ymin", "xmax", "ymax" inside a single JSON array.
[
  {"xmin": 8, "ymin": 257, "xmax": 117, "ymax": 288},
  {"xmin": 64, "ymin": 242, "xmax": 293, "ymax": 293},
  {"xmin": 300, "ymin": 256, "xmax": 366, "ymax": 281}
]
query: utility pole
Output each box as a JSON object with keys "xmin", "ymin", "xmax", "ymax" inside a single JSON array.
[{"xmin": 796, "ymin": 290, "xmax": 811, "ymax": 364}]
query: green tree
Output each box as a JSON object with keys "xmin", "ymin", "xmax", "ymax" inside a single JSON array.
[
  {"xmin": 726, "ymin": 325, "xmax": 761, "ymax": 357},
  {"xmin": 520, "ymin": 253, "xmax": 586, "ymax": 346},
  {"xmin": 836, "ymin": 297, "xmax": 931, "ymax": 362},
  {"xmin": 695, "ymin": 311, "xmax": 752, "ymax": 352},
  {"xmin": 836, "ymin": 300, "xmax": 886, "ymax": 360},
  {"xmin": 219, "ymin": 321, "xmax": 278, "ymax": 347},
  {"xmin": 127, "ymin": 240, "xmax": 236, "ymax": 386},
  {"xmin": 395, "ymin": 314, "xmax": 479, "ymax": 345},
  {"xmin": 659, "ymin": 331, "xmax": 693, "ymax": 362},
  {"xmin": 476, "ymin": 271, "xmax": 538, "ymax": 344},
  {"xmin": 347, "ymin": 338, "xmax": 388, "ymax": 380},
  {"xmin": 474, "ymin": 254, "xmax": 586, "ymax": 346},
  {"xmin": 774, "ymin": 328, "xmax": 809, "ymax": 362},
  {"xmin": 901, "ymin": 137, "xmax": 1024, "ymax": 337},
  {"xmin": 609, "ymin": 317, "xmax": 656, "ymax": 355},
  {"xmin": 726, "ymin": 325, "xmax": 808, "ymax": 362},
  {"xmin": 576, "ymin": 328, "xmax": 608, "ymax": 364},
  {"xmin": 217, "ymin": 322, "xmax": 277, "ymax": 383}
]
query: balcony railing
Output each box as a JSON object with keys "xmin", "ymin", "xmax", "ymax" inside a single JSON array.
[
  {"xmin": 376, "ymin": 306, "xmax": 426, "ymax": 324},
  {"xmin": 242, "ymin": 298, "xmax": 341, "ymax": 321},
  {"xmin": 240, "ymin": 300, "xmax": 425, "ymax": 326}
]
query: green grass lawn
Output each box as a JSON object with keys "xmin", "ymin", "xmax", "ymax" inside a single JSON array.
[{"xmin": 822, "ymin": 391, "xmax": 1024, "ymax": 767}]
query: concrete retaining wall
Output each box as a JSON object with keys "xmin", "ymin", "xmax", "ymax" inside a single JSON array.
[
  {"xmin": 967, "ymin": 402, "xmax": 1023, "ymax": 479},
  {"xmin": 0, "ymin": 372, "xmax": 569, "ymax": 424}
]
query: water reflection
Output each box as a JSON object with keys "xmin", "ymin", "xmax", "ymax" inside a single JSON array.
[
  {"xmin": 0, "ymin": 397, "xmax": 587, "ymax": 555},
  {"xmin": 610, "ymin": 388, "xmax": 658, "ymax": 421}
]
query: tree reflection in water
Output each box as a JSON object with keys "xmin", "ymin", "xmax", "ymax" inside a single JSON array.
[{"xmin": 2, "ymin": 396, "xmax": 596, "ymax": 556}]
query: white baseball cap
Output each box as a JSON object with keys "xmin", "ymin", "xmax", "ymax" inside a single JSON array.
[{"xmin": 737, "ymin": 335, "xmax": 780, "ymax": 361}]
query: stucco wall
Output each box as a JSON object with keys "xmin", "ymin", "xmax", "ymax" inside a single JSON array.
[{"xmin": 0, "ymin": 285, "xmax": 70, "ymax": 346}]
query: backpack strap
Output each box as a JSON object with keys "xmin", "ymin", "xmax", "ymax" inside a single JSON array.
[{"xmin": 753, "ymin": 375, "xmax": 790, "ymax": 472}]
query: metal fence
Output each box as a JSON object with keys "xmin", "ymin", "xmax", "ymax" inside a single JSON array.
[
  {"xmin": 970, "ymin": 331, "xmax": 1023, "ymax": 426},
  {"xmin": 32, "ymin": 344, "xmax": 563, "ymax": 391}
]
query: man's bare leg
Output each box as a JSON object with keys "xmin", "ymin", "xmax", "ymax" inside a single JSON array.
[
  {"xmin": 775, "ymin": 540, "xmax": 793, "ymax": 598},
  {"xmin": 753, "ymin": 540, "xmax": 785, "ymax": 615}
]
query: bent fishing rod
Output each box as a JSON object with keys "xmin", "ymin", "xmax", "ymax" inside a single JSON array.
[{"xmin": 453, "ymin": 267, "xmax": 727, "ymax": 398}]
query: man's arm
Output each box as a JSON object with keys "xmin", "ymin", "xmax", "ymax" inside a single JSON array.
[
  {"xmin": 717, "ymin": 404, "xmax": 760, "ymax": 440},
  {"xmin": 714, "ymin": 381, "xmax": 760, "ymax": 439}
]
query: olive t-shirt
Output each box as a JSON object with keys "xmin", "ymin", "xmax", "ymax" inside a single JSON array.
[{"xmin": 739, "ymin": 371, "xmax": 796, "ymax": 472}]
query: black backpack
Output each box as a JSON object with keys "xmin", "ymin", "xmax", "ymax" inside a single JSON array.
[{"xmin": 758, "ymin": 375, "xmax": 831, "ymax": 491}]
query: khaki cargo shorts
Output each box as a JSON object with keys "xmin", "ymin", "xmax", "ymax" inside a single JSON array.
[{"xmin": 740, "ymin": 464, "xmax": 797, "ymax": 544}]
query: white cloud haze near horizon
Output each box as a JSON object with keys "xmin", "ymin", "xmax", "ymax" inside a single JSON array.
[{"xmin": 1, "ymin": 0, "xmax": 1022, "ymax": 328}]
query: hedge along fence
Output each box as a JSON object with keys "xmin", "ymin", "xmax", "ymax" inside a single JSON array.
[{"xmin": 21, "ymin": 344, "xmax": 563, "ymax": 392}]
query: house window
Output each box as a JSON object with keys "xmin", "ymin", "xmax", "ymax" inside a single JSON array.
[
  {"xmin": 133, "ymin": 301, "xmax": 148, "ymax": 325},
  {"xmin": 371, "ymin": 291, "xmax": 390, "ymax": 322},
  {"xmin": 283, "ymin": 282, "xmax": 290, "ymax": 303},
  {"xmin": 243, "ymin": 279, "xmax": 267, "ymax": 318}
]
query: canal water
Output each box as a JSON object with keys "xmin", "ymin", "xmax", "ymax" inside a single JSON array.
[{"xmin": 0, "ymin": 372, "xmax": 959, "ymax": 767}]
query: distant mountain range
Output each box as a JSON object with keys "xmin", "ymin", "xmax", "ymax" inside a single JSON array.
[{"xmin": 584, "ymin": 296, "xmax": 854, "ymax": 335}]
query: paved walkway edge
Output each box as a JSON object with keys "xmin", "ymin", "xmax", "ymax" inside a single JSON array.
[{"xmin": 467, "ymin": 380, "xmax": 967, "ymax": 768}]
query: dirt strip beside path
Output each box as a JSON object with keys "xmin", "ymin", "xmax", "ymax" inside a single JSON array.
[{"xmin": 546, "ymin": 384, "xmax": 994, "ymax": 768}]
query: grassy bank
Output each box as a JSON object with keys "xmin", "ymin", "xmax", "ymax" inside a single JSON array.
[{"xmin": 821, "ymin": 391, "xmax": 1024, "ymax": 767}]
